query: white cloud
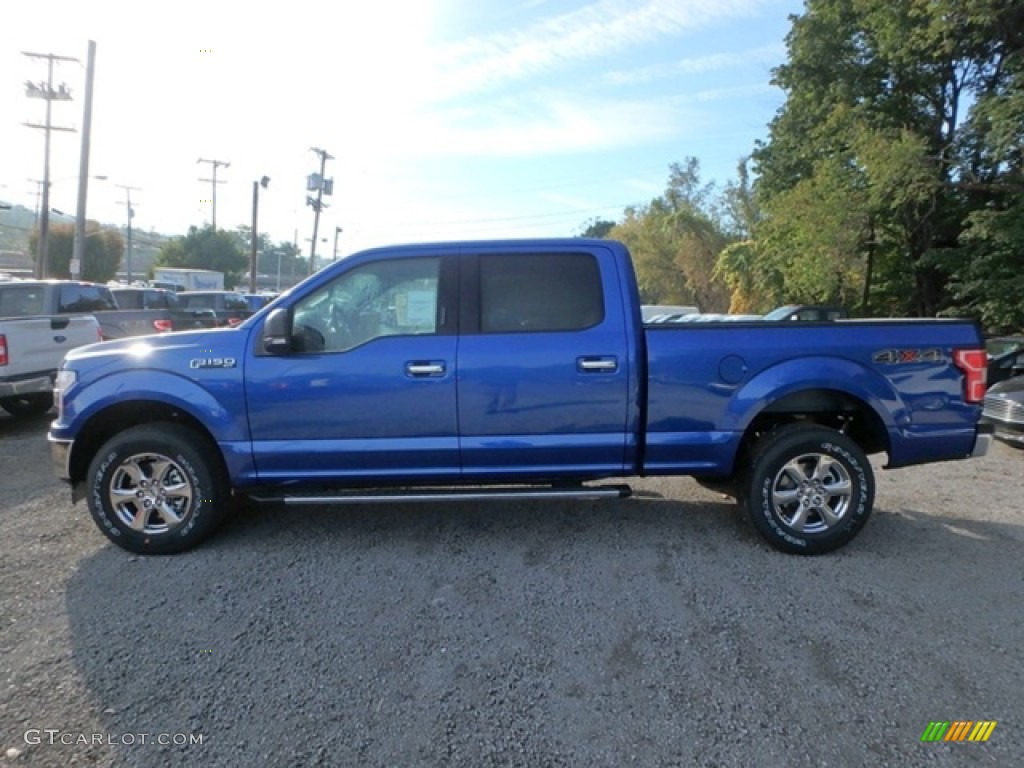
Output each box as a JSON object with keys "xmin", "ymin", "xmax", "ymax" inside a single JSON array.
[
  {"xmin": 602, "ymin": 44, "xmax": 785, "ymax": 86},
  {"xmin": 429, "ymin": 0, "xmax": 773, "ymax": 99}
]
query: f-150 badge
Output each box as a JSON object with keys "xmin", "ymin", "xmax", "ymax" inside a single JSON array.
[{"xmin": 190, "ymin": 357, "xmax": 237, "ymax": 369}]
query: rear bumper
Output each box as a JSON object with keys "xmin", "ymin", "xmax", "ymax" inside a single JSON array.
[
  {"xmin": 0, "ymin": 374, "xmax": 53, "ymax": 398},
  {"xmin": 971, "ymin": 426, "xmax": 994, "ymax": 457}
]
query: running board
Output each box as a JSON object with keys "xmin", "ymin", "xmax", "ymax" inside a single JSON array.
[{"xmin": 249, "ymin": 484, "xmax": 632, "ymax": 507}]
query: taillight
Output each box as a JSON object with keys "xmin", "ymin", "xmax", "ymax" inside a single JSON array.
[
  {"xmin": 227, "ymin": 316, "xmax": 242, "ymax": 327},
  {"xmin": 0, "ymin": 334, "xmax": 7, "ymax": 366},
  {"xmin": 153, "ymin": 319, "xmax": 174, "ymax": 332},
  {"xmin": 953, "ymin": 348, "xmax": 987, "ymax": 404}
]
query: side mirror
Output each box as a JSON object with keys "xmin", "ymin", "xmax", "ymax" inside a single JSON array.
[{"xmin": 262, "ymin": 307, "xmax": 293, "ymax": 354}]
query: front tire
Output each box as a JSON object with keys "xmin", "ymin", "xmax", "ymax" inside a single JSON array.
[
  {"xmin": 86, "ymin": 424, "xmax": 230, "ymax": 554},
  {"xmin": 1, "ymin": 393, "xmax": 54, "ymax": 418},
  {"xmin": 745, "ymin": 423, "xmax": 874, "ymax": 555}
]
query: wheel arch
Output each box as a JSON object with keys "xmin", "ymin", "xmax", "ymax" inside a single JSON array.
[
  {"xmin": 68, "ymin": 401, "xmax": 226, "ymax": 488},
  {"xmin": 726, "ymin": 387, "xmax": 892, "ymax": 484}
]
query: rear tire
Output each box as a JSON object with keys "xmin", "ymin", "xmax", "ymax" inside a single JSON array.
[
  {"xmin": 86, "ymin": 423, "xmax": 230, "ymax": 554},
  {"xmin": 745, "ymin": 423, "xmax": 873, "ymax": 555},
  {"xmin": 1, "ymin": 393, "xmax": 54, "ymax": 418}
]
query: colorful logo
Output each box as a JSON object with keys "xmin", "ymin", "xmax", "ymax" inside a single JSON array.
[{"xmin": 921, "ymin": 721, "xmax": 997, "ymax": 743}]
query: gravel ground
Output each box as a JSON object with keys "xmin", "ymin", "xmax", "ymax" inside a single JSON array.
[{"xmin": 1, "ymin": 408, "xmax": 1021, "ymax": 767}]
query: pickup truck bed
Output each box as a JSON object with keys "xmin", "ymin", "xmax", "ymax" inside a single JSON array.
[
  {"xmin": 0, "ymin": 313, "xmax": 100, "ymax": 417},
  {"xmin": 47, "ymin": 239, "xmax": 991, "ymax": 556}
]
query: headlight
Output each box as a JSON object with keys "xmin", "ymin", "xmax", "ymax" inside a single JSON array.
[{"xmin": 54, "ymin": 369, "xmax": 77, "ymax": 421}]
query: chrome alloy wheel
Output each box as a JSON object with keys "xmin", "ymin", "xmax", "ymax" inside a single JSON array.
[
  {"xmin": 769, "ymin": 453, "xmax": 853, "ymax": 534},
  {"xmin": 107, "ymin": 452, "xmax": 194, "ymax": 535}
]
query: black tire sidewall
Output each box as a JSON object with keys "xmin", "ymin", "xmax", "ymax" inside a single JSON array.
[
  {"xmin": 748, "ymin": 427, "xmax": 874, "ymax": 555},
  {"xmin": 86, "ymin": 425, "xmax": 227, "ymax": 554}
]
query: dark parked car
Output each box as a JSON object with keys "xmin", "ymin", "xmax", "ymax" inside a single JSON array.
[
  {"xmin": 111, "ymin": 287, "xmax": 218, "ymax": 332},
  {"xmin": 177, "ymin": 291, "xmax": 254, "ymax": 327},
  {"xmin": 985, "ymin": 335, "xmax": 1024, "ymax": 386},
  {"xmin": 242, "ymin": 293, "xmax": 275, "ymax": 312},
  {"xmin": 763, "ymin": 304, "xmax": 849, "ymax": 322},
  {"xmin": 981, "ymin": 377, "xmax": 1024, "ymax": 449}
]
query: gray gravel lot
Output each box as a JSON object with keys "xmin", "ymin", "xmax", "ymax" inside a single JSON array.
[{"xmin": 1, "ymin": 408, "xmax": 1022, "ymax": 767}]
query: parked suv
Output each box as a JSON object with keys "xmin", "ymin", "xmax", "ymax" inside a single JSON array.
[{"xmin": 177, "ymin": 291, "xmax": 254, "ymax": 327}]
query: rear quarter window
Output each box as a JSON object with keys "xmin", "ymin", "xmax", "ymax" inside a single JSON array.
[
  {"xmin": 112, "ymin": 290, "xmax": 143, "ymax": 309},
  {"xmin": 0, "ymin": 286, "xmax": 45, "ymax": 317},
  {"xmin": 59, "ymin": 284, "xmax": 117, "ymax": 312},
  {"xmin": 183, "ymin": 294, "xmax": 216, "ymax": 309}
]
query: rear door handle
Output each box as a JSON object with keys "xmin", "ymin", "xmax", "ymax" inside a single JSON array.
[
  {"xmin": 577, "ymin": 356, "xmax": 619, "ymax": 373},
  {"xmin": 406, "ymin": 361, "xmax": 447, "ymax": 377}
]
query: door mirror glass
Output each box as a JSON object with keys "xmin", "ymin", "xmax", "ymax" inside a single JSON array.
[{"xmin": 262, "ymin": 307, "xmax": 294, "ymax": 354}]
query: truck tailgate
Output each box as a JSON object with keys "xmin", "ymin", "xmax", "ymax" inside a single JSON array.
[{"xmin": 1, "ymin": 316, "xmax": 100, "ymax": 379}]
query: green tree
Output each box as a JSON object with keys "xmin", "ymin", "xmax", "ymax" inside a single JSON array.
[
  {"xmin": 577, "ymin": 217, "xmax": 616, "ymax": 238},
  {"xmin": 258, "ymin": 240, "xmax": 308, "ymax": 286},
  {"xmin": 751, "ymin": 0, "xmax": 1023, "ymax": 321},
  {"xmin": 29, "ymin": 221, "xmax": 123, "ymax": 283},
  {"xmin": 154, "ymin": 226, "xmax": 247, "ymax": 288},
  {"xmin": 611, "ymin": 159, "xmax": 732, "ymax": 311}
]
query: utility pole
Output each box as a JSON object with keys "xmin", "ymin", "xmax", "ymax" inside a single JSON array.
[
  {"xmin": 72, "ymin": 41, "xmax": 97, "ymax": 279},
  {"xmin": 22, "ymin": 50, "xmax": 78, "ymax": 278},
  {"xmin": 250, "ymin": 176, "xmax": 269, "ymax": 293},
  {"xmin": 116, "ymin": 185, "xmax": 141, "ymax": 283},
  {"xmin": 197, "ymin": 158, "xmax": 230, "ymax": 230},
  {"xmin": 306, "ymin": 147, "xmax": 333, "ymax": 275}
]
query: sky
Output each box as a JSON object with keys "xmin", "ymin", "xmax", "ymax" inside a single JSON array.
[{"xmin": 0, "ymin": 0, "xmax": 804, "ymax": 259}]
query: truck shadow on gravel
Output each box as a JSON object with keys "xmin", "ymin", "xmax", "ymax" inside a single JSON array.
[
  {"xmin": 60, "ymin": 492, "xmax": 1022, "ymax": 766},
  {"xmin": 0, "ymin": 408, "xmax": 54, "ymax": 437}
]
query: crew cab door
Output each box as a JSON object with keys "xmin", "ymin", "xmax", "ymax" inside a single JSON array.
[
  {"xmin": 456, "ymin": 245, "xmax": 633, "ymax": 478},
  {"xmin": 245, "ymin": 253, "xmax": 460, "ymax": 482}
]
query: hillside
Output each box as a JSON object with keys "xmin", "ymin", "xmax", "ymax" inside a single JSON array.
[{"xmin": 0, "ymin": 199, "xmax": 164, "ymax": 276}]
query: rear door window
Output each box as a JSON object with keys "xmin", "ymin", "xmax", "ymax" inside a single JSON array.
[{"xmin": 479, "ymin": 252, "xmax": 604, "ymax": 333}]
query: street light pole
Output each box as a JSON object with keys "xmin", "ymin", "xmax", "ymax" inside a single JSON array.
[
  {"xmin": 250, "ymin": 176, "xmax": 269, "ymax": 293},
  {"xmin": 332, "ymin": 225, "xmax": 343, "ymax": 262},
  {"xmin": 115, "ymin": 184, "xmax": 140, "ymax": 283}
]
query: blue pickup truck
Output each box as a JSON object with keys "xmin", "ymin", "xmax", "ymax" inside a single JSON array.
[{"xmin": 48, "ymin": 239, "xmax": 992, "ymax": 555}]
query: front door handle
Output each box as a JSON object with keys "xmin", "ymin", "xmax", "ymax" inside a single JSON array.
[
  {"xmin": 406, "ymin": 361, "xmax": 447, "ymax": 377},
  {"xmin": 577, "ymin": 356, "xmax": 619, "ymax": 373}
]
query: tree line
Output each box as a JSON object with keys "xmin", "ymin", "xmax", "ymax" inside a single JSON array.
[{"xmin": 586, "ymin": 0, "xmax": 1022, "ymax": 331}]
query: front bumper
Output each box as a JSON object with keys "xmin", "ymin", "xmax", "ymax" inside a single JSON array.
[
  {"xmin": 48, "ymin": 435, "xmax": 73, "ymax": 482},
  {"xmin": 0, "ymin": 374, "xmax": 53, "ymax": 398}
]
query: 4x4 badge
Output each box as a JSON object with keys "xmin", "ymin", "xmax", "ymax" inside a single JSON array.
[{"xmin": 873, "ymin": 348, "xmax": 942, "ymax": 365}]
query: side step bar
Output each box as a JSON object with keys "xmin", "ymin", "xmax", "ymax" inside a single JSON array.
[{"xmin": 250, "ymin": 484, "xmax": 632, "ymax": 507}]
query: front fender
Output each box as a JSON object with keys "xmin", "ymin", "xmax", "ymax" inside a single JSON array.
[{"xmin": 57, "ymin": 369, "xmax": 250, "ymax": 443}]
